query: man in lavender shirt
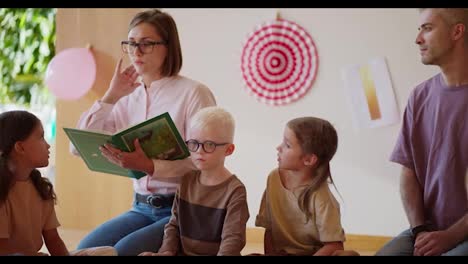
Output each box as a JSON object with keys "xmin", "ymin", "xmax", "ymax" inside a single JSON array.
[{"xmin": 376, "ymin": 8, "xmax": 468, "ymax": 256}]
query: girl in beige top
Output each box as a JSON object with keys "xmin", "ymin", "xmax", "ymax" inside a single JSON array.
[
  {"xmin": 255, "ymin": 117, "xmax": 346, "ymax": 256},
  {"xmin": 0, "ymin": 110, "xmax": 115, "ymax": 256},
  {"xmin": 0, "ymin": 110, "xmax": 68, "ymax": 256}
]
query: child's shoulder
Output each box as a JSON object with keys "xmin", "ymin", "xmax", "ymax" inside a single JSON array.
[
  {"xmin": 224, "ymin": 176, "xmax": 248, "ymax": 204},
  {"xmin": 224, "ymin": 174, "xmax": 247, "ymax": 193},
  {"xmin": 182, "ymin": 169, "xmax": 199, "ymax": 177},
  {"xmin": 312, "ymin": 183, "xmax": 340, "ymax": 205},
  {"xmin": 266, "ymin": 167, "xmax": 280, "ymax": 180},
  {"xmin": 264, "ymin": 167, "xmax": 282, "ymax": 186},
  {"xmin": 180, "ymin": 169, "xmax": 200, "ymax": 184}
]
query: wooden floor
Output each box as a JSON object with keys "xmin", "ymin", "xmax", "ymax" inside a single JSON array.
[
  {"xmin": 242, "ymin": 227, "xmax": 390, "ymax": 256},
  {"xmin": 42, "ymin": 228, "xmax": 390, "ymax": 256}
]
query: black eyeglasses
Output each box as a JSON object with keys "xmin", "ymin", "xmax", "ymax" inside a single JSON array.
[
  {"xmin": 121, "ymin": 40, "xmax": 167, "ymax": 54},
  {"xmin": 185, "ymin": 139, "xmax": 229, "ymax": 153}
]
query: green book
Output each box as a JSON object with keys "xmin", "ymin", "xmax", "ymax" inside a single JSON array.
[{"xmin": 64, "ymin": 112, "xmax": 190, "ymax": 179}]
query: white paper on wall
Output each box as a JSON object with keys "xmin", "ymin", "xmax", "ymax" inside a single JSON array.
[{"xmin": 341, "ymin": 57, "xmax": 399, "ymax": 131}]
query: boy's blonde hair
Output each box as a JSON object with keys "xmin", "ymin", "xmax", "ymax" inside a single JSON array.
[{"xmin": 189, "ymin": 106, "xmax": 235, "ymax": 143}]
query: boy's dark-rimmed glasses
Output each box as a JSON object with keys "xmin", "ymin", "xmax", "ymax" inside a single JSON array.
[{"xmin": 185, "ymin": 139, "xmax": 229, "ymax": 153}]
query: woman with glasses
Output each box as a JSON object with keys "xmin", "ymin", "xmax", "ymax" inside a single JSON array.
[{"xmin": 72, "ymin": 9, "xmax": 216, "ymax": 255}]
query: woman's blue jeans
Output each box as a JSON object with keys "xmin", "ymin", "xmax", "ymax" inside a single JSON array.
[{"xmin": 76, "ymin": 199, "xmax": 172, "ymax": 256}]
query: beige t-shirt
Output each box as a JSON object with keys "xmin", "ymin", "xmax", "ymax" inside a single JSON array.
[
  {"xmin": 0, "ymin": 179, "xmax": 60, "ymax": 255},
  {"xmin": 255, "ymin": 168, "xmax": 345, "ymax": 255}
]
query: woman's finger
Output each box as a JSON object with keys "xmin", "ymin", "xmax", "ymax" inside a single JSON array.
[
  {"xmin": 101, "ymin": 145, "xmax": 121, "ymax": 158},
  {"xmin": 130, "ymin": 70, "xmax": 139, "ymax": 82},
  {"xmin": 122, "ymin": 64, "xmax": 135, "ymax": 75},
  {"xmin": 114, "ymin": 58, "xmax": 123, "ymax": 74},
  {"xmin": 103, "ymin": 143, "xmax": 121, "ymax": 153},
  {"xmin": 101, "ymin": 149, "xmax": 120, "ymax": 165},
  {"xmin": 127, "ymin": 66, "xmax": 136, "ymax": 75}
]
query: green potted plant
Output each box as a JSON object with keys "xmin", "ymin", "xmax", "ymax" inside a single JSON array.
[{"xmin": 0, "ymin": 8, "xmax": 56, "ymax": 108}]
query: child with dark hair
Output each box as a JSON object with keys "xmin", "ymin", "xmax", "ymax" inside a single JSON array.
[{"xmin": 0, "ymin": 110, "xmax": 115, "ymax": 256}]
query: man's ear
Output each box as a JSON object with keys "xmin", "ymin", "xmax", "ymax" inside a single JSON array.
[
  {"xmin": 452, "ymin": 23, "xmax": 466, "ymax": 41},
  {"xmin": 225, "ymin": 144, "xmax": 235, "ymax": 156},
  {"xmin": 303, "ymin": 153, "xmax": 318, "ymax": 167}
]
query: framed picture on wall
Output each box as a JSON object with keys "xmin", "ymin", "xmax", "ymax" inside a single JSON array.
[{"xmin": 341, "ymin": 57, "xmax": 399, "ymax": 131}]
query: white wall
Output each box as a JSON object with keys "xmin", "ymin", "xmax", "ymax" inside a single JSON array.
[{"xmin": 165, "ymin": 8, "xmax": 438, "ymax": 236}]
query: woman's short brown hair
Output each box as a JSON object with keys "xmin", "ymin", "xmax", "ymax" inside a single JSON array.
[{"xmin": 129, "ymin": 9, "xmax": 182, "ymax": 77}]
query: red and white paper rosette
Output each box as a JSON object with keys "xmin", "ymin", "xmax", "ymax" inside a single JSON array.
[{"xmin": 241, "ymin": 19, "xmax": 319, "ymax": 106}]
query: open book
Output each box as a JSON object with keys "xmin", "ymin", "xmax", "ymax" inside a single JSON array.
[{"xmin": 64, "ymin": 112, "xmax": 189, "ymax": 179}]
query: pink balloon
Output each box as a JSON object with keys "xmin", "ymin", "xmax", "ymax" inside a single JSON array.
[{"xmin": 45, "ymin": 48, "xmax": 96, "ymax": 100}]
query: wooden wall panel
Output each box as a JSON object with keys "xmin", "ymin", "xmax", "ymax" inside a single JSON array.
[{"xmin": 55, "ymin": 8, "xmax": 145, "ymax": 229}]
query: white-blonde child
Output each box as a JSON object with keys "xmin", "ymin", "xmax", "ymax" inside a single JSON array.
[{"xmin": 139, "ymin": 106, "xmax": 249, "ymax": 256}]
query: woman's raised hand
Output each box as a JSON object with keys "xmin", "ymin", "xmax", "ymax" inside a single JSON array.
[{"xmin": 102, "ymin": 58, "xmax": 140, "ymax": 104}]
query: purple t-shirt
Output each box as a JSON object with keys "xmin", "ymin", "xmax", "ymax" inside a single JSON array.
[{"xmin": 390, "ymin": 73, "xmax": 468, "ymax": 231}]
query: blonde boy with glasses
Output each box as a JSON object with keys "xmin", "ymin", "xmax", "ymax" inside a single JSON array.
[{"xmin": 139, "ymin": 106, "xmax": 249, "ymax": 256}]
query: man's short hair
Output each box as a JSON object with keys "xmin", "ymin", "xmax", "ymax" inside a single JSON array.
[{"xmin": 420, "ymin": 8, "xmax": 468, "ymax": 43}]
